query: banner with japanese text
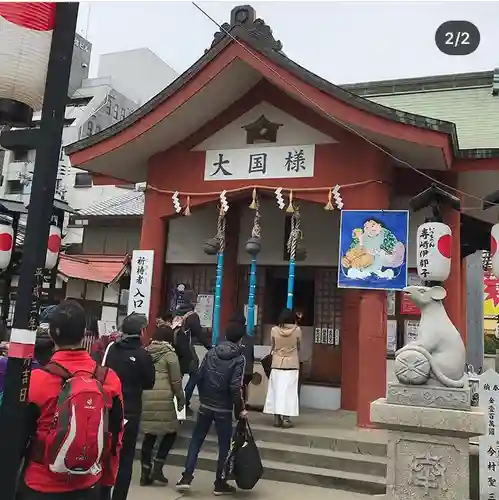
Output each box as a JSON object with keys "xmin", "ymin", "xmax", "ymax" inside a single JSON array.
[
  {"xmin": 127, "ymin": 250, "xmax": 154, "ymax": 319},
  {"xmin": 204, "ymin": 144, "xmax": 315, "ymax": 181},
  {"xmin": 480, "ymin": 369, "xmax": 499, "ymax": 499}
]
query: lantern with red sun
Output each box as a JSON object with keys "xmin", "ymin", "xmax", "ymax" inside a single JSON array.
[
  {"xmin": 0, "ymin": 223, "xmax": 14, "ymax": 270},
  {"xmin": 490, "ymin": 223, "xmax": 499, "ymax": 279},
  {"xmin": 416, "ymin": 221, "xmax": 452, "ymax": 282},
  {"xmin": 45, "ymin": 224, "xmax": 61, "ymax": 270}
]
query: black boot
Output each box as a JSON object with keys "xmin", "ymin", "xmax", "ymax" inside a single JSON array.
[
  {"xmin": 274, "ymin": 415, "xmax": 282, "ymax": 427},
  {"xmin": 282, "ymin": 416, "xmax": 294, "ymax": 429},
  {"xmin": 151, "ymin": 460, "xmax": 168, "ymax": 485},
  {"xmin": 140, "ymin": 465, "xmax": 153, "ymax": 486}
]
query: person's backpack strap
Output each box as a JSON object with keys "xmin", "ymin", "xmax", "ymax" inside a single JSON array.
[
  {"xmin": 43, "ymin": 361, "xmax": 72, "ymax": 381},
  {"xmin": 93, "ymin": 364, "xmax": 109, "ymax": 385},
  {"xmin": 101, "ymin": 341, "xmax": 115, "ymax": 367}
]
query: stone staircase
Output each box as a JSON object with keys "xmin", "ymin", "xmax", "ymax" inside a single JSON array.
[{"xmin": 140, "ymin": 409, "xmax": 388, "ymax": 495}]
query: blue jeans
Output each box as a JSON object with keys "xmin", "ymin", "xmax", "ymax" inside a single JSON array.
[
  {"xmin": 183, "ymin": 407, "xmax": 233, "ymax": 481},
  {"xmin": 184, "ymin": 373, "xmax": 198, "ymax": 407}
]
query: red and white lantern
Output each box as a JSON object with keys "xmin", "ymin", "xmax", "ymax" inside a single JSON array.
[
  {"xmin": 0, "ymin": 3, "xmax": 56, "ymax": 125},
  {"xmin": 45, "ymin": 224, "xmax": 61, "ymax": 270},
  {"xmin": 416, "ymin": 221, "xmax": 452, "ymax": 282},
  {"xmin": 490, "ymin": 224, "xmax": 499, "ymax": 279},
  {"xmin": 0, "ymin": 223, "xmax": 14, "ymax": 270}
]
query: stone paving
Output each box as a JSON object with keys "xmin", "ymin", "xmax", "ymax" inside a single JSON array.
[{"xmin": 127, "ymin": 462, "xmax": 380, "ymax": 500}]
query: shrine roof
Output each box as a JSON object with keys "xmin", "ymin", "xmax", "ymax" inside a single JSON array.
[{"xmin": 65, "ymin": 5, "xmax": 464, "ymax": 182}]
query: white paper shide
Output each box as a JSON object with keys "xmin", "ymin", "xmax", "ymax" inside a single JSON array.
[
  {"xmin": 204, "ymin": 145, "xmax": 315, "ymax": 181},
  {"xmin": 127, "ymin": 250, "xmax": 154, "ymax": 319},
  {"xmin": 479, "ymin": 369, "xmax": 499, "ymax": 499}
]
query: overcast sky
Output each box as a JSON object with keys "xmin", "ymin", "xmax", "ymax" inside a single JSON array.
[{"xmin": 76, "ymin": 1, "xmax": 499, "ymax": 85}]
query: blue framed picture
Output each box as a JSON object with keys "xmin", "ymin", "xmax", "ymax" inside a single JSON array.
[{"xmin": 338, "ymin": 210, "xmax": 409, "ymax": 291}]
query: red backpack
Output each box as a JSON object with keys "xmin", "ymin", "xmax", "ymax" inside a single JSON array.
[{"xmin": 36, "ymin": 361, "xmax": 110, "ymax": 476}]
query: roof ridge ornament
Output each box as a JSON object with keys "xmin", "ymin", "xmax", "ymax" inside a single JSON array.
[{"xmin": 207, "ymin": 4, "xmax": 283, "ymax": 53}]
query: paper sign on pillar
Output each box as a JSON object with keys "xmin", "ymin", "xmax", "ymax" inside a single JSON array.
[{"xmin": 127, "ymin": 250, "xmax": 154, "ymax": 320}]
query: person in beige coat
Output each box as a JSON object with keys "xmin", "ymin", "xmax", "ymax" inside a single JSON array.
[
  {"xmin": 140, "ymin": 326, "xmax": 185, "ymax": 486},
  {"xmin": 263, "ymin": 308, "xmax": 302, "ymax": 428}
]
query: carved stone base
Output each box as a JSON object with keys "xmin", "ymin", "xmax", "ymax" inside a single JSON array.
[
  {"xmin": 387, "ymin": 382, "xmax": 471, "ymax": 410},
  {"xmin": 371, "ymin": 398, "xmax": 485, "ymax": 500}
]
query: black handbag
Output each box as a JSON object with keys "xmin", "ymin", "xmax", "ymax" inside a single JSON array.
[
  {"xmin": 260, "ymin": 353, "xmax": 272, "ymax": 379},
  {"xmin": 222, "ymin": 419, "xmax": 263, "ymax": 490}
]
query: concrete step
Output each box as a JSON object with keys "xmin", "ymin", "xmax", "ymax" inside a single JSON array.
[
  {"xmin": 174, "ymin": 434, "xmax": 387, "ymax": 477},
  {"xmin": 176, "ymin": 419, "xmax": 387, "ymax": 457},
  {"xmin": 164, "ymin": 447, "xmax": 386, "ymax": 495},
  {"xmin": 136, "ymin": 416, "xmax": 387, "ymax": 495}
]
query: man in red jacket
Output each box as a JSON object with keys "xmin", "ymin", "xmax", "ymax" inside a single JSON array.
[{"xmin": 18, "ymin": 300, "xmax": 124, "ymax": 500}]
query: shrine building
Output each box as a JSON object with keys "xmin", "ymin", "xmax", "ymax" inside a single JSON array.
[{"xmin": 66, "ymin": 5, "xmax": 499, "ymax": 427}]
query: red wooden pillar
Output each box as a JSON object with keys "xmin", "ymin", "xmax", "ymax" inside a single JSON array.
[
  {"xmin": 140, "ymin": 196, "xmax": 168, "ymax": 337},
  {"xmin": 220, "ymin": 206, "xmax": 240, "ymax": 336},
  {"xmin": 356, "ymin": 290, "xmax": 387, "ymax": 426},
  {"xmin": 340, "ymin": 175, "xmax": 390, "ymax": 427},
  {"xmin": 442, "ymin": 205, "xmax": 463, "ymax": 340},
  {"xmin": 341, "ymin": 289, "xmax": 360, "ymax": 411}
]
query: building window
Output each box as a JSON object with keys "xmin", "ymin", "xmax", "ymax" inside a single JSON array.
[
  {"xmin": 95, "ymin": 124, "xmax": 101, "ymax": 133},
  {"xmin": 6, "ymin": 180, "xmax": 23, "ymax": 194},
  {"xmin": 87, "ymin": 120, "xmax": 94, "ymax": 136},
  {"xmin": 74, "ymin": 172, "xmax": 93, "ymax": 188},
  {"xmin": 120, "ymin": 108, "xmax": 126, "ymax": 120},
  {"xmin": 113, "ymin": 105, "xmax": 119, "ymax": 119},
  {"xmin": 14, "ymin": 149, "xmax": 29, "ymax": 162},
  {"xmin": 105, "ymin": 98, "xmax": 111, "ymax": 115}
]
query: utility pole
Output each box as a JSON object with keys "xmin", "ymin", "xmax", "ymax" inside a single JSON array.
[{"xmin": 0, "ymin": 4, "xmax": 79, "ymax": 498}]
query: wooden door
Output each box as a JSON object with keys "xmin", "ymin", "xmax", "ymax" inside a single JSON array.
[{"xmin": 309, "ymin": 268, "xmax": 342, "ymax": 385}]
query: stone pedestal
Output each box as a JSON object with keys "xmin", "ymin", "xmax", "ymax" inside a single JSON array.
[{"xmin": 371, "ymin": 398, "xmax": 485, "ymax": 500}]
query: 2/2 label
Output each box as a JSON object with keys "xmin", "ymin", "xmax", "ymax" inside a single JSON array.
[{"xmin": 435, "ymin": 20, "xmax": 480, "ymax": 56}]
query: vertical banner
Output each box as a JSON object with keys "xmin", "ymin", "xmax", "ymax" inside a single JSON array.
[
  {"xmin": 127, "ymin": 250, "xmax": 154, "ymax": 319},
  {"xmin": 479, "ymin": 369, "xmax": 499, "ymax": 499}
]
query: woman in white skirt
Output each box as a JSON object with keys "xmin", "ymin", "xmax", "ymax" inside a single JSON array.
[{"xmin": 263, "ymin": 308, "xmax": 302, "ymax": 428}]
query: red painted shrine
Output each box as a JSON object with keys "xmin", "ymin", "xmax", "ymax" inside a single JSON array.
[{"xmin": 67, "ymin": 5, "xmax": 499, "ymax": 426}]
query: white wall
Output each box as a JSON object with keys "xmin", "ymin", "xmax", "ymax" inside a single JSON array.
[
  {"xmin": 166, "ymin": 198, "xmax": 421, "ymax": 267},
  {"xmin": 194, "ymin": 102, "xmax": 336, "ymax": 151},
  {"xmin": 97, "ymin": 49, "xmax": 178, "ymax": 105}
]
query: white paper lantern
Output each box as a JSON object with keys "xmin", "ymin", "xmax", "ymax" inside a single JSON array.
[
  {"xmin": 416, "ymin": 221, "xmax": 452, "ymax": 282},
  {"xmin": 491, "ymin": 224, "xmax": 499, "ymax": 279},
  {"xmin": 45, "ymin": 224, "xmax": 61, "ymax": 270},
  {"xmin": 0, "ymin": 3, "xmax": 56, "ymax": 125},
  {"xmin": 0, "ymin": 224, "xmax": 14, "ymax": 270}
]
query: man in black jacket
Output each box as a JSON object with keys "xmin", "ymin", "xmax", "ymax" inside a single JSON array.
[
  {"xmin": 173, "ymin": 290, "xmax": 211, "ymax": 414},
  {"xmin": 94, "ymin": 312, "xmax": 155, "ymax": 500},
  {"xmin": 176, "ymin": 322, "xmax": 246, "ymax": 495},
  {"xmin": 230, "ymin": 312, "xmax": 254, "ymax": 404}
]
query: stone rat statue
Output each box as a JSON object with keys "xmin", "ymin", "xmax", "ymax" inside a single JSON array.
[{"xmin": 394, "ymin": 285, "xmax": 467, "ymax": 388}]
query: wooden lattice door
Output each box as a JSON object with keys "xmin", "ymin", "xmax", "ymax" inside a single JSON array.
[{"xmin": 310, "ymin": 267, "xmax": 342, "ymax": 385}]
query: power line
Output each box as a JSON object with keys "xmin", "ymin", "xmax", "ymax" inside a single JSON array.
[{"xmin": 191, "ymin": 1, "xmax": 498, "ymax": 211}]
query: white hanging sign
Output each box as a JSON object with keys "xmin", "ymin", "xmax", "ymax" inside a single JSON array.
[
  {"xmin": 195, "ymin": 294, "xmax": 214, "ymax": 328},
  {"xmin": 204, "ymin": 144, "xmax": 315, "ymax": 181},
  {"xmin": 416, "ymin": 222, "xmax": 452, "ymax": 282},
  {"xmin": 127, "ymin": 250, "xmax": 154, "ymax": 319},
  {"xmin": 479, "ymin": 369, "xmax": 499, "ymax": 499}
]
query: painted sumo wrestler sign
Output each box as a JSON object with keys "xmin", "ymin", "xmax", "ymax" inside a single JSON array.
[
  {"xmin": 204, "ymin": 145, "xmax": 315, "ymax": 181},
  {"xmin": 338, "ymin": 210, "xmax": 409, "ymax": 291}
]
